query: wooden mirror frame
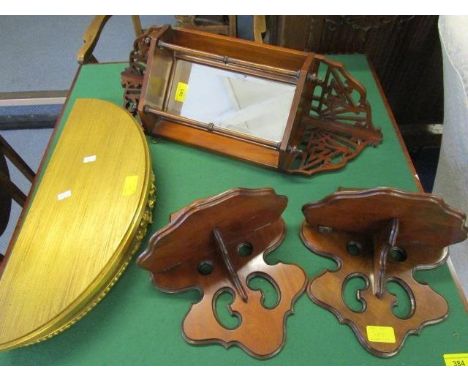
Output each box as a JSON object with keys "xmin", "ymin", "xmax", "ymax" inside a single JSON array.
[{"xmin": 121, "ymin": 25, "xmax": 383, "ymax": 176}]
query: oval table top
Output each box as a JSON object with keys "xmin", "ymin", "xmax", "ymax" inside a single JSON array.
[{"xmin": 0, "ymin": 98, "xmax": 153, "ymax": 351}]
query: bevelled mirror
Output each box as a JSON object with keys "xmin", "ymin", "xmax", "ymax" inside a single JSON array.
[{"xmin": 121, "ymin": 25, "xmax": 383, "ymax": 176}]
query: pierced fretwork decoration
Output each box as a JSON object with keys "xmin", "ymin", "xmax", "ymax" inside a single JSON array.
[
  {"xmin": 121, "ymin": 27, "xmax": 383, "ymax": 176},
  {"xmin": 285, "ymin": 57, "xmax": 382, "ymax": 175},
  {"xmin": 300, "ymin": 188, "xmax": 467, "ymax": 357},
  {"xmin": 121, "ymin": 26, "xmax": 161, "ymax": 114},
  {"xmin": 138, "ymin": 188, "xmax": 307, "ymax": 359}
]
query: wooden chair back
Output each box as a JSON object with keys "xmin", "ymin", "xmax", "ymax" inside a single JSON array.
[{"xmin": 0, "ymin": 134, "xmax": 35, "ymax": 260}]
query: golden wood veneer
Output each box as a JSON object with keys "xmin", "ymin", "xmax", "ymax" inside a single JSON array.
[{"xmin": 0, "ymin": 99, "xmax": 154, "ymax": 351}]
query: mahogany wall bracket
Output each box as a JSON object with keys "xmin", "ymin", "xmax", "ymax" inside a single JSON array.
[
  {"xmin": 300, "ymin": 188, "xmax": 468, "ymax": 357},
  {"xmin": 121, "ymin": 25, "xmax": 382, "ymax": 176},
  {"xmin": 138, "ymin": 188, "xmax": 307, "ymax": 359}
]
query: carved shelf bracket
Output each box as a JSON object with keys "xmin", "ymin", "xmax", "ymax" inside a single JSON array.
[
  {"xmin": 300, "ymin": 187, "xmax": 467, "ymax": 357},
  {"xmin": 138, "ymin": 188, "xmax": 307, "ymax": 359},
  {"xmin": 284, "ymin": 56, "xmax": 382, "ymax": 176}
]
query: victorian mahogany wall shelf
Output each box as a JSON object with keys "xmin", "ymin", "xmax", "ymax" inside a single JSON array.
[
  {"xmin": 300, "ymin": 187, "xmax": 467, "ymax": 357},
  {"xmin": 121, "ymin": 25, "xmax": 382, "ymax": 176},
  {"xmin": 0, "ymin": 99, "xmax": 155, "ymax": 351},
  {"xmin": 138, "ymin": 188, "xmax": 307, "ymax": 358}
]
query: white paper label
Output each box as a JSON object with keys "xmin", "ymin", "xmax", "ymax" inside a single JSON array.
[
  {"xmin": 83, "ymin": 155, "xmax": 97, "ymax": 163},
  {"xmin": 57, "ymin": 190, "xmax": 72, "ymax": 201}
]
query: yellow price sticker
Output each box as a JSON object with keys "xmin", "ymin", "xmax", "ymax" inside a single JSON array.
[
  {"xmin": 443, "ymin": 353, "xmax": 468, "ymax": 366},
  {"xmin": 174, "ymin": 82, "xmax": 189, "ymax": 102},
  {"xmin": 366, "ymin": 325, "xmax": 396, "ymax": 343},
  {"xmin": 122, "ymin": 175, "xmax": 138, "ymax": 196}
]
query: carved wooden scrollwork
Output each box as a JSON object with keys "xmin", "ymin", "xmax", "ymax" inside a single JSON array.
[
  {"xmin": 285, "ymin": 56, "xmax": 382, "ymax": 176},
  {"xmin": 121, "ymin": 26, "xmax": 382, "ymax": 176},
  {"xmin": 324, "ymin": 16, "xmax": 415, "ymax": 34},
  {"xmin": 121, "ymin": 26, "xmax": 161, "ymax": 114},
  {"xmin": 138, "ymin": 188, "xmax": 307, "ymax": 358},
  {"xmin": 300, "ymin": 188, "xmax": 468, "ymax": 357}
]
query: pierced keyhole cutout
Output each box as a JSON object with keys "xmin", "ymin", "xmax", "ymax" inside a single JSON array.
[
  {"xmin": 386, "ymin": 280, "xmax": 413, "ymax": 319},
  {"xmin": 198, "ymin": 260, "xmax": 214, "ymax": 276},
  {"xmin": 347, "ymin": 241, "xmax": 363, "ymax": 256},
  {"xmin": 389, "ymin": 247, "xmax": 407, "ymax": 262},
  {"xmin": 237, "ymin": 242, "xmax": 253, "ymax": 257},
  {"xmin": 342, "ymin": 275, "xmax": 368, "ymax": 313},
  {"xmin": 214, "ymin": 289, "xmax": 241, "ymax": 330},
  {"xmin": 248, "ymin": 274, "xmax": 280, "ymax": 309}
]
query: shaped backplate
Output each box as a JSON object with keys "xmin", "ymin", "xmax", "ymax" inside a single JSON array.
[
  {"xmin": 300, "ymin": 187, "xmax": 467, "ymax": 357},
  {"xmin": 138, "ymin": 188, "xmax": 307, "ymax": 358}
]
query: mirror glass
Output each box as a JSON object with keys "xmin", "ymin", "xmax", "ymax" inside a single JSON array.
[{"xmin": 166, "ymin": 60, "xmax": 297, "ymax": 143}]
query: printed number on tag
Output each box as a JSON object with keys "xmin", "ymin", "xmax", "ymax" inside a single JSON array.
[
  {"xmin": 175, "ymin": 82, "xmax": 188, "ymax": 102},
  {"xmin": 443, "ymin": 353, "xmax": 468, "ymax": 366},
  {"xmin": 366, "ymin": 325, "xmax": 396, "ymax": 343}
]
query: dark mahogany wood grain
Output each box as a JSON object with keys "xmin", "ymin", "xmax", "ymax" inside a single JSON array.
[
  {"xmin": 138, "ymin": 188, "xmax": 307, "ymax": 359},
  {"xmin": 300, "ymin": 187, "xmax": 468, "ymax": 357}
]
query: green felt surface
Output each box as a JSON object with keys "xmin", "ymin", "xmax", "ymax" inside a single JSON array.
[{"xmin": 1, "ymin": 57, "xmax": 466, "ymax": 365}]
